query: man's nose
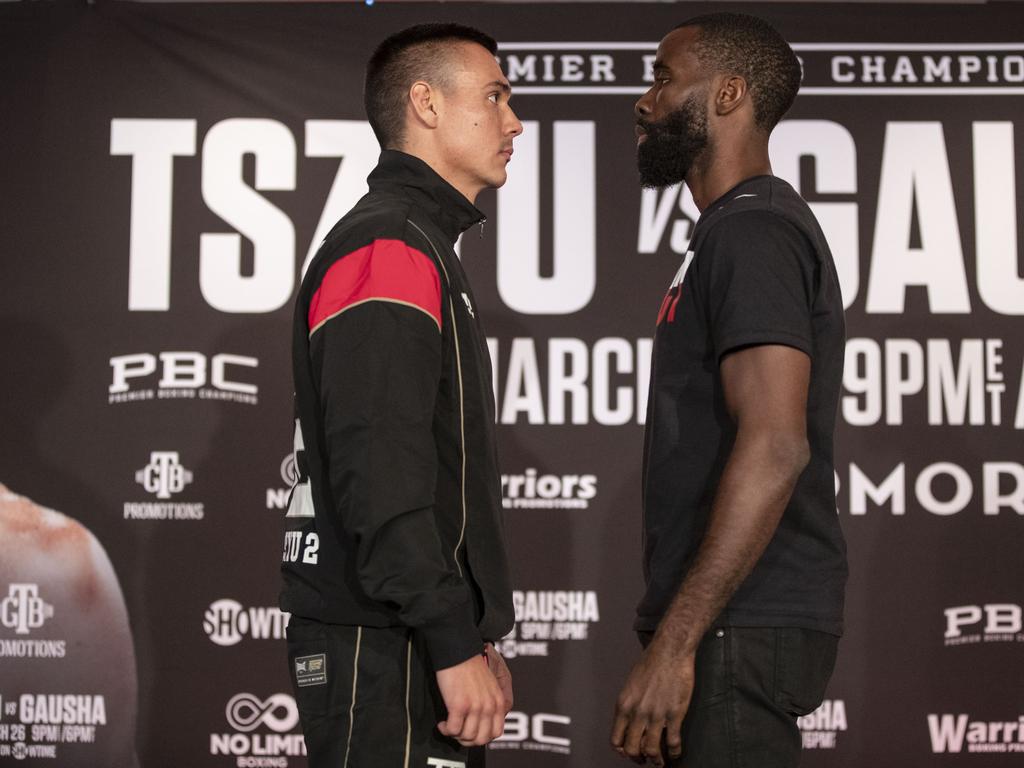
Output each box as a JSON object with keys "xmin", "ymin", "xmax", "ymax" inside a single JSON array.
[
  {"xmin": 507, "ymin": 108, "xmax": 524, "ymax": 137},
  {"xmin": 635, "ymin": 93, "xmax": 652, "ymax": 119}
]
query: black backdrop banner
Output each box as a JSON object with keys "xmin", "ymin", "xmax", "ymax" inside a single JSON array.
[{"xmin": 1, "ymin": 2, "xmax": 1023, "ymax": 766}]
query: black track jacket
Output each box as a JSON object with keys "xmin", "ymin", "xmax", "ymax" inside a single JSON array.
[{"xmin": 280, "ymin": 150, "xmax": 514, "ymax": 671}]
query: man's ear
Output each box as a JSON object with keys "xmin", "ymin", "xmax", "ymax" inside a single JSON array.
[
  {"xmin": 714, "ymin": 74, "xmax": 748, "ymax": 117},
  {"xmin": 409, "ymin": 81, "xmax": 441, "ymax": 129}
]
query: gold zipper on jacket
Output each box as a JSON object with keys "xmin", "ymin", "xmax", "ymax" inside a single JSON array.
[{"xmin": 407, "ymin": 219, "xmax": 467, "ymax": 578}]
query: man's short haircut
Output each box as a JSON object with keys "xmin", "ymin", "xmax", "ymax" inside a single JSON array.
[
  {"xmin": 676, "ymin": 12, "xmax": 801, "ymax": 132},
  {"xmin": 364, "ymin": 23, "xmax": 498, "ymax": 148}
]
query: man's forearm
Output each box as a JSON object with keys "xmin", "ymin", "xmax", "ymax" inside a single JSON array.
[{"xmin": 654, "ymin": 430, "xmax": 809, "ymax": 653}]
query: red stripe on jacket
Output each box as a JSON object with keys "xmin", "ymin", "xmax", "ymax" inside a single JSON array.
[{"xmin": 308, "ymin": 239, "xmax": 442, "ymax": 334}]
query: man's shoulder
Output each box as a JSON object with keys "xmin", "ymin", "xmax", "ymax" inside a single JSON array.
[
  {"xmin": 306, "ymin": 196, "xmax": 439, "ymax": 288},
  {"xmin": 705, "ymin": 176, "xmax": 807, "ymax": 223},
  {"xmin": 696, "ymin": 177, "xmax": 820, "ymax": 252},
  {"xmin": 322, "ymin": 192, "xmax": 419, "ymax": 259}
]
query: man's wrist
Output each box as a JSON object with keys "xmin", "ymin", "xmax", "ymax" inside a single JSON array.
[{"xmin": 652, "ymin": 614, "xmax": 703, "ymax": 657}]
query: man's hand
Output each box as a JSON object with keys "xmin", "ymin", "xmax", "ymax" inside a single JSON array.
[
  {"xmin": 485, "ymin": 643, "xmax": 514, "ymax": 713},
  {"xmin": 436, "ymin": 654, "xmax": 507, "ymax": 746},
  {"xmin": 610, "ymin": 637, "xmax": 695, "ymax": 766}
]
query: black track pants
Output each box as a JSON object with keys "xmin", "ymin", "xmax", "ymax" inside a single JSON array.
[{"xmin": 286, "ymin": 617, "xmax": 485, "ymax": 768}]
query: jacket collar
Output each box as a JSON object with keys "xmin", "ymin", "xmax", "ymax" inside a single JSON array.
[{"xmin": 368, "ymin": 150, "xmax": 486, "ymax": 245}]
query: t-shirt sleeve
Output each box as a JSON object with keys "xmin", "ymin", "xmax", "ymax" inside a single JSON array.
[{"xmin": 701, "ymin": 210, "xmax": 817, "ymax": 362}]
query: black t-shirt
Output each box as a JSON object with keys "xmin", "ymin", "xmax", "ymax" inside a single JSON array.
[{"xmin": 636, "ymin": 175, "xmax": 848, "ymax": 636}]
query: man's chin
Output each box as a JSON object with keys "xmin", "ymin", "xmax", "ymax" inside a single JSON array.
[
  {"xmin": 637, "ymin": 164, "xmax": 687, "ymax": 189},
  {"xmin": 484, "ymin": 168, "xmax": 509, "ymax": 190},
  {"xmin": 636, "ymin": 146, "xmax": 687, "ymax": 189},
  {"xmin": 639, "ymin": 177, "xmax": 677, "ymax": 190}
]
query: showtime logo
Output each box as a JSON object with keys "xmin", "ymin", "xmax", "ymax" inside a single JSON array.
[
  {"xmin": 928, "ymin": 714, "xmax": 1024, "ymax": 753},
  {"xmin": 501, "ymin": 469, "xmax": 597, "ymax": 510},
  {"xmin": 798, "ymin": 699, "xmax": 847, "ymax": 750},
  {"xmin": 944, "ymin": 603, "xmax": 1024, "ymax": 646},
  {"xmin": 108, "ymin": 352, "xmax": 258, "ymax": 406},
  {"xmin": 203, "ymin": 599, "xmax": 289, "ymax": 646},
  {"xmin": 210, "ymin": 693, "xmax": 306, "ymax": 766}
]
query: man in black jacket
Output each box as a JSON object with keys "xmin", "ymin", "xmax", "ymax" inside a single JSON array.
[{"xmin": 280, "ymin": 23, "xmax": 522, "ymax": 768}]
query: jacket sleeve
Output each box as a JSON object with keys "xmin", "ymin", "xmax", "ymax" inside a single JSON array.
[{"xmin": 307, "ymin": 236, "xmax": 482, "ymax": 670}]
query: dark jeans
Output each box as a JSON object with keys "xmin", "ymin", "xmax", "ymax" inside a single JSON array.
[{"xmin": 640, "ymin": 627, "xmax": 838, "ymax": 768}]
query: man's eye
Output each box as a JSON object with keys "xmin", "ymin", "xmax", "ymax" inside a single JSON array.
[{"xmin": 488, "ymin": 93, "xmax": 499, "ymax": 103}]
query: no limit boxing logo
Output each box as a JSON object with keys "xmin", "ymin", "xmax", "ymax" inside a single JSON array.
[
  {"xmin": 280, "ymin": 455, "xmax": 300, "ymax": 487},
  {"xmin": 225, "ymin": 694, "xmax": 299, "ymax": 733},
  {"xmin": 211, "ymin": 693, "xmax": 307, "ymax": 762},
  {"xmin": 267, "ymin": 453, "xmax": 301, "ymax": 510}
]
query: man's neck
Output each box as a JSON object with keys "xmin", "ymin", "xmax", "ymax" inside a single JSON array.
[
  {"xmin": 686, "ymin": 140, "xmax": 772, "ymax": 212},
  {"xmin": 398, "ymin": 142, "xmax": 480, "ymax": 204}
]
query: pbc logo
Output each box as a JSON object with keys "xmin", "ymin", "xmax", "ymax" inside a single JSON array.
[
  {"xmin": 1, "ymin": 584, "xmax": 55, "ymax": 635},
  {"xmin": 944, "ymin": 603, "xmax": 1024, "ymax": 646},
  {"xmin": 203, "ymin": 599, "xmax": 289, "ymax": 646},
  {"xmin": 136, "ymin": 451, "xmax": 193, "ymax": 499},
  {"xmin": 490, "ymin": 712, "xmax": 571, "ymax": 755},
  {"xmin": 108, "ymin": 351, "xmax": 258, "ymax": 405}
]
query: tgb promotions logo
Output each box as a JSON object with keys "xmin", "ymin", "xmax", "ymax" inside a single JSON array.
[
  {"xmin": 798, "ymin": 699, "xmax": 848, "ymax": 750},
  {"xmin": 501, "ymin": 469, "xmax": 597, "ymax": 510},
  {"xmin": 210, "ymin": 693, "xmax": 305, "ymax": 767},
  {"xmin": 136, "ymin": 452, "xmax": 193, "ymax": 499},
  {"xmin": 124, "ymin": 451, "xmax": 205, "ymax": 522},
  {"xmin": 489, "ymin": 711, "xmax": 571, "ymax": 756},
  {"xmin": 0, "ymin": 585, "xmax": 54, "ymax": 636},
  {"xmin": 498, "ymin": 590, "xmax": 599, "ymax": 658},
  {"xmin": 944, "ymin": 603, "xmax": 1024, "ymax": 646},
  {"xmin": 928, "ymin": 713, "xmax": 1024, "ymax": 754},
  {"xmin": 0, "ymin": 584, "xmax": 66, "ymax": 661},
  {"xmin": 203, "ymin": 600, "xmax": 289, "ymax": 647}
]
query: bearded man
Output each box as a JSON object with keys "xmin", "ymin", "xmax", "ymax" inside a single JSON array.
[{"xmin": 611, "ymin": 13, "xmax": 848, "ymax": 768}]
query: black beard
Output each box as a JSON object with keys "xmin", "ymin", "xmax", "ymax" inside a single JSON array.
[{"xmin": 636, "ymin": 93, "xmax": 708, "ymax": 189}]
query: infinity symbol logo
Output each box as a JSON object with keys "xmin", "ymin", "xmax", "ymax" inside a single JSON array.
[{"xmin": 225, "ymin": 693, "xmax": 299, "ymax": 733}]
